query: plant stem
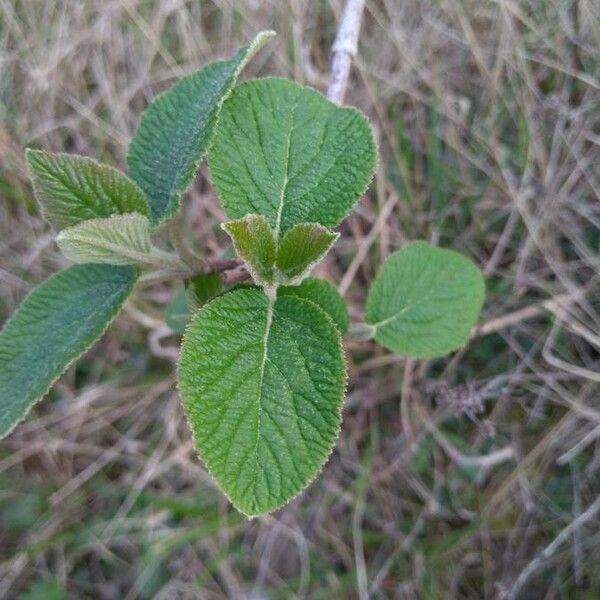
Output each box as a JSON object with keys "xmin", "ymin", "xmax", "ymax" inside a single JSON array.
[
  {"xmin": 138, "ymin": 258, "xmax": 247, "ymax": 287},
  {"xmin": 327, "ymin": 0, "xmax": 366, "ymax": 105}
]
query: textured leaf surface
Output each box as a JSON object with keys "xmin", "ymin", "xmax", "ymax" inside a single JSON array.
[
  {"xmin": 275, "ymin": 223, "xmax": 338, "ymax": 284},
  {"xmin": 366, "ymin": 241, "xmax": 485, "ymax": 358},
  {"xmin": 222, "ymin": 215, "xmax": 276, "ymax": 285},
  {"xmin": 128, "ymin": 31, "xmax": 274, "ymax": 224},
  {"xmin": 178, "ymin": 287, "xmax": 346, "ymax": 516},
  {"xmin": 57, "ymin": 213, "xmax": 152, "ymax": 265},
  {"xmin": 26, "ymin": 150, "xmax": 149, "ymax": 231},
  {"xmin": 0, "ymin": 264, "xmax": 137, "ymax": 438},
  {"xmin": 208, "ymin": 77, "xmax": 377, "ymax": 237},
  {"xmin": 279, "ymin": 278, "xmax": 349, "ymax": 335}
]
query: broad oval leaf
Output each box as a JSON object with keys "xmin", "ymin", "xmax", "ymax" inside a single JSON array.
[
  {"xmin": 279, "ymin": 277, "xmax": 349, "ymax": 334},
  {"xmin": 366, "ymin": 241, "xmax": 485, "ymax": 358},
  {"xmin": 275, "ymin": 223, "xmax": 338, "ymax": 284},
  {"xmin": 208, "ymin": 77, "xmax": 377, "ymax": 237},
  {"xmin": 222, "ymin": 214, "xmax": 276, "ymax": 285},
  {"xmin": 178, "ymin": 287, "xmax": 346, "ymax": 516},
  {"xmin": 0, "ymin": 264, "xmax": 137, "ymax": 439},
  {"xmin": 26, "ymin": 150, "xmax": 149, "ymax": 231},
  {"xmin": 128, "ymin": 31, "xmax": 275, "ymax": 225},
  {"xmin": 57, "ymin": 213, "xmax": 152, "ymax": 266}
]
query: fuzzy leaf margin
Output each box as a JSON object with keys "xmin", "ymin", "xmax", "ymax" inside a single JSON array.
[
  {"xmin": 0, "ymin": 264, "xmax": 137, "ymax": 439},
  {"xmin": 128, "ymin": 31, "xmax": 275, "ymax": 225}
]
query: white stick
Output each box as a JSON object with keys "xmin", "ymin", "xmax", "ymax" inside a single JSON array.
[
  {"xmin": 327, "ymin": 0, "xmax": 366, "ymax": 105},
  {"xmin": 509, "ymin": 494, "xmax": 600, "ymax": 599}
]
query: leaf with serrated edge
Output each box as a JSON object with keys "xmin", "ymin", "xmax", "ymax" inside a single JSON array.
[
  {"xmin": 26, "ymin": 150, "xmax": 149, "ymax": 231},
  {"xmin": 222, "ymin": 214, "xmax": 276, "ymax": 286},
  {"xmin": 57, "ymin": 213, "xmax": 153, "ymax": 266},
  {"xmin": 208, "ymin": 77, "xmax": 377, "ymax": 237},
  {"xmin": 275, "ymin": 223, "xmax": 338, "ymax": 284},
  {"xmin": 128, "ymin": 31, "xmax": 275, "ymax": 225},
  {"xmin": 0, "ymin": 264, "xmax": 137, "ymax": 439},
  {"xmin": 279, "ymin": 278, "xmax": 349, "ymax": 334},
  {"xmin": 178, "ymin": 287, "xmax": 346, "ymax": 516},
  {"xmin": 366, "ymin": 241, "xmax": 485, "ymax": 358}
]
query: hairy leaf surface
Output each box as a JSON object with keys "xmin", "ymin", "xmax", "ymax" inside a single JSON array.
[
  {"xmin": 208, "ymin": 77, "xmax": 377, "ymax": 237},
  {"xmin": 279, "ymin": 278, "xmax": 349, "ymax": 334},
  {"xmin": 366, "ymin": 241, "xmax": 485, "ymax": 358},
  {"xmin": 26, "ymin": 150, "xmax": 149, "ymax": 231},
  {"xmin": 128, "ymin": 31, "xmax": 274, "ymax": 224},
  {"xmin": 178, "ymin": 287, "xmax": 346, "ymax": 516},
  {"xmin": 275, "ymin": 224, "xmax": 338, "ymax": 284},
  {"xmin": 0, "ymin": 264, "xmax": 137, "ymax": 438},
  {"xmin": 57, "ymin": 213, "xmax": 152, "ymax": 265}
]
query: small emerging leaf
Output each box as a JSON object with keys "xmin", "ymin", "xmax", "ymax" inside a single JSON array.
[
  {"xmin": 57, "ymin": 213, "xmax": 153, "ymax": 266},
  {"xmin": 275, "ymin": 223, "xmax": 338, "ymax": 284},
  {"xmin": 366, "ymin": 241, "xmax": 485, "ymax": 358},
  {"xmin": 209, "ymin": 77, "xmax": 377, "ymax": 236},
  {"xmin": 0, "ymin": 264, "xmax": 137, "ymax": 439},
  {"xmin": 222, "ymin": 215, "xmax": 276, "ymax": 285},
  {"xmin": 279, "ymin": 277, "xmax": 349, "ymax": 334},
  {"xmin": 187, "ymin": 273, "xmax": 223, "ymax": 311},
  {"xmin": 26, "ymin": 150, "xmax": 149, "ymax": 231},
  {"xmin": 128, "ymin": 31, "xmax": 275, "ymax": 225},
  {"xmin": 166, "ymin": 274, "xmax": 225, "ymax": 334},
  {"xmin": 178, "ymin": 287, "xmax": 346, "ymax": 516}
]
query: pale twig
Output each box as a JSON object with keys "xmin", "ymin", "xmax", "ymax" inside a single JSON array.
[
  {"xmin": 509, "ymin": 494, "xmax": 600, "ymax": 599},
  {"xmin": 338, "ymin": 195, "xmax": 397, "ymax": 295},
  {"xmin": 327, "ymin": 0, "xmax": 366, "ymax": 105},
  {"xmin": 414, "ymin": 402, "xmax": 514, "ymax": 472},
  {"xmin": 472, "ymin": 289, "xmax": 589, "ymax": 338},
  {"xmin": 400, "ymin": 358, "xmax": 416, "ymax": 445}
]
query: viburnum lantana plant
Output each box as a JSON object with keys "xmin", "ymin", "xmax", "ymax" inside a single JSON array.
[{"xmin": 0, "ymin": 32, "xmax": 485, "ymax": 516}]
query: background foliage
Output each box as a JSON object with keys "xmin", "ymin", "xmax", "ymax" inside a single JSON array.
[{"xmin": 1, "ymin": 1, "xmax": 599, "ymax": 598}]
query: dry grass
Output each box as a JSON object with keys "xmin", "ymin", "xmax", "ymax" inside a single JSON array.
[{"xmin": 1, "ymin": 1, "xmax": 599, "ymax": 598}]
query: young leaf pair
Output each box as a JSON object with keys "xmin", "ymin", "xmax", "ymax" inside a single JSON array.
[{"xmin": 223, "ymin": 215, "xmax": 337, "ymax": 289}]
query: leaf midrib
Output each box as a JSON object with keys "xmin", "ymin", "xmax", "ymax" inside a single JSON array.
[
  {"xmin": 60, "ymin": 232, "xmax": 149, "ymax": 262},
  {"xmin": 273, "ymin": 95, "xmax": 298, "ymax": 241},
  {"xmin": 371, "ymin": 265, "xmax": 461, "ymax": 329},
  {"xmin": 251, "ymin": 294, "xmax": 274, "ymax": 506}
]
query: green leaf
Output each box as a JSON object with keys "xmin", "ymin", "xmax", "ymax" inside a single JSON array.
[
  {"xmin": 26, "ymin": 150, "xmax": 149, "ymax": 231},
  {"xmin": 178, "ymin": 287, "xmax": 346, "ymax": 516},
  {"xmin": 0, "ymin": 264, "xmax": 137, "ymax": 439},
  {"xmin": 279, "ymin": 278, "xmax": 349, "ymax": 334},
  {"xmin": 222, "ymin": 214, "xmax": 276, "ymax": 286},
  {"xmin": 208, "ymin": 77, "xmax": 377, "ymax": 237},
  {"xmin": 275, "ymin": 223, "xmax": 338, "ymax": 284},
  {"xmin": 365, "ymin": 241, "xmax": 485, "ymax": 358},
  {"xmin": 165, "ymin": 285, "xmax": 191, "ymax": 334},
  {"xmin": 56, "ymin": 213, "xmax": 153, "ymax": 266},
  {"xmin": 165, "ymin": 275, "xmax": 224, "ymax": 334},
  {"xmin": 187, "ymin": 273, "xmax": 223, "ymax": 311},
  {"xmin": 128, "ymin": 31, "xmax": 275, "ymax": 225}
]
